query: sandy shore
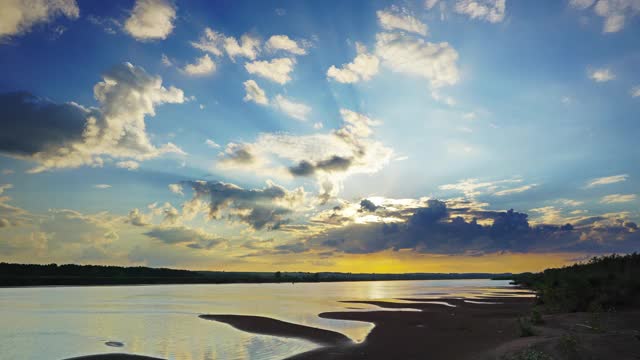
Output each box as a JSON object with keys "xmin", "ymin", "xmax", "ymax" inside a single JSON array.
[
  {"xmin": 65, "ymin": 354, "xmax": 164, "ymax": 360},
  {"xmin": 64, "ymin": 296, "xmax": 640, "ymax": 360},
  {"xmin": 199, "ymin": 314, "xmax": 352, "ymax": 346}
]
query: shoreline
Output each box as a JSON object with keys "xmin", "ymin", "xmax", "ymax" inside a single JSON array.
[
  {"xmin": 0, "ymin": 277, "xmax": 510, "ymax": 289},
  {"xmin": 61, "ymin": 295, "xmax": 640, "ymax": 360}
]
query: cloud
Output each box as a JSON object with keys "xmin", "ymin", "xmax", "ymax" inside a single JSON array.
[
  {"xmin": 160, "ymin": 56, "xmax": 173, "ymax": 69},
  {"xmin": 217, "ymin": 109, "xmax": 393, "ymax": 201},
  {"xmin": 243, "ymin": 80, "xmax": 269, "ymax": 105},
  {"xmin": 289, "ymin": 156, "xmax": 353, "ymax": 176},
  {"xmin": 144, "ymin": 225, "xmax": 223, "ymax": 248},
  {"xmin": 224, "ymin": 34, "xmax": 261, "ymax": 61},
  {"xmin": 0, "ymin": 0, "xmax": 79, "ymax": 40},
  {"xmin": 425, "ymin": 0, "xmax": 440, "ymax": 8},
  {"xmin": 376, "ymin": 10, "xmax": 428, "ymax": 36},
  {"xmin": 571, "ymin": 0, "xmax": 640, "ymax": 33},
  {"xmin": 190, "ymin": 28, "xmax": 261, "ymax": 61},
  {"xmin": 586, "ymin": 174, "xmax": 628, "ymax": 187},
  {"xmin": 93, "ymin": 184, "xmax": 112, "ymax": 189},
  {"xmin": 272, "ymin": 94, "xmax": 311, "ymax": 121},
  {"xmin": 588, "ymin": 67, "xmax": 615, "ymax": 82},
  {"xmin": 555, "ymin": 199, "xmax": 585, "ymax": 207},
  {"xmin": 327, "ymin": 43, "xmax": 380, "ymax": 84},
  {"xmin": 439, "ymin": 178, "xmax": 523, "ymax": 199},
  {"xmin": 205, "ymin": 139, "xmax": 221, "ymax": 148},
  {"xmin": 493, "ymin": 184, "xmax": 536, "ymax": 196},
  {"xmin": 0, "ymin": 184, "xmax": 13, "ymax": 196},
  {"xmin": 87, "ymin": 15, "xmax": 121, "ymax": 36},
  {"xmin": 302, "ymin": 197, "xmax": 639, "ymax": 255},
  {"xmin": 265, "ymin": 35, "xmax": 306, "ymax": 55},
  {"xmin": 245, "ymin": 58, "xmax": 296, "ymax": 84},
  {"xmin": 127, "ymin": 208, "xmax": 151, "ymax": 226},
  {"xmin": 124, "ymin": 0, "xmax": 176, "ymax": 41},
  {"xmin": 570, "ymin": 0, "xmax": 597, "ymax": 9},
  {"xmin": 40, "ymin": 209, "xmax": 121, "ymax": 251},
  {"xmin": 600, "ymin": 194, "xmax": 636, "ymax": 204},
  {"xmin": 116, "ymin": 160, "xmax": 141, "ymax": 171},
  {"xmin": 168, "ymin": 183, "xmax": 183, "ymax": 196},
  {"xmin": 454, "ymin": 0, "xmax": 507, "ymax": 23},
  {"xmin": 375, "ymin": 32, "xmax": 460, "ymax": 88},
  {"xmin": 191, "ymin": 28, "xmax": 224, "ymax": 56},
  {"xmin": 183, "ymin": 54, "xmax": 216, "ymax": 76},
  {"xmin": 0, "ymin": 63, "xmax": 185, "ymax": 173},
  {"xmin": 631, "ymin": 86, "xmax": 640, "ymax": 98},
  {"xmin": 182, "ymin": 180, "xmax": 305, "ymax": 230},
  {"xmin": 0, "ymin": 195, "xmax": 34, "ymax": 228}
]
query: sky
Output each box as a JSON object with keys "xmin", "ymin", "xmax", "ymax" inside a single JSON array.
[{"xmin": 0, "ymin": 0, "xmax": 639, "ymax": 273}]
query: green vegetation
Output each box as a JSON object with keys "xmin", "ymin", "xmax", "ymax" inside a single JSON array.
[
  {"xmin": 530, "ymin": 307, "xmax": 544, "ymax": 325},
  {"xmin": 511, "ymin": 253, "xmax": 640, "ymax": 312},
  {"xmin": 0, "ymin": 262, "xmax": 512, "ymax": 287},
  {"xmin": 517, "ymin": 317, "xmax": 536, "ymax": 337},
  {"xmin": 506, "ymin": 348, "xmax": 553, "ymax": 360},
  {"xmin": 557, "ymin": 334, "xmax": 580, "ymax": 359}
]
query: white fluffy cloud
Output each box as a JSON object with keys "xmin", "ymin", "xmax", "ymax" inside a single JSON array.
[
  {"xmin": 191, "ymin": 28, "xmax": 224, "ymax": 56},
  {"xmin": 116, "ymin": 160, "xmax": 141, "ymax": 171},
  {"xmin": 0, "ymin": 63, "xmax": 185, "ymax": 173},
  {"xmin": 224, "ymin": 34, "xmax": 261, "ymax": 61},
  {"xmin": 377, "ymin": 10, "xmax": 428, "ymax": 36},
  {"xmin": 0, "ymin": 0, "xmax": 79, "ymax": 40},
  {"xmin": 191, "ymin": 28, "xmax": 261, "ymax": 61},
  {"xmin": 327, "ymin": 43, "xmax": 380, "ymax": 83},
  {"xmin": 631, "ymin": 86, "xmax": 640, "ymax": 98},
  {"xmin": 454, "ymin": 0, "xmax": 507, "ymax": 23},
  {"xmin": 243, "ymin": 80, "xmax": 269, "ymax": 105},
  {"xmin": 272, "ymin": 95, "xmax": 311, "ymax": 121},
  {"xmin": 218, "ymin": 109, "xmax": 393, "ymax": 201},
  {"xmin": 183, "ymin": 54, "xmax": 216, "ymax": 76},
  {"xmin": 588, "ymin": 67, "xmax": 615, "ymax": 82},
  {"xmin": 245, "ymin": 58, "xmax": 296, "ymax": 84},
  {"xmin": 570, "ymin": 0, "xmax": 640, "ymax": 33},
  {"xmin": 265, "ymin": 35, "xmax": 306, "ymax": 55},
  {"xmin": 124, "ymin": 0, "xmax": 176, "ymax": 41},
  {"xmin": 168, "ymin": 183, "xmax": 183, "ymax": 196},
  {"xmin": 375, "ymin": 32, "xmax": 460, "ymax": 88},
  {"xmin": 93, "ymin": 184, "xmax": 112, "ymax": 189}
]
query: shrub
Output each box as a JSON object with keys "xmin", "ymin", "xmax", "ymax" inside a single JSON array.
[{"xmin": 518, "ymin": 317, "xmax": 536, "ymax": 337}]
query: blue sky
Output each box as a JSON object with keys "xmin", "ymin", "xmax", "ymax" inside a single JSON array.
[{"xmin": 0, "ymin": 0, "xmax": 639, "ymax": 272}]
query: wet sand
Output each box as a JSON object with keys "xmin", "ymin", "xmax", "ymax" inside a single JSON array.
[
  {"xmin": 66, "ymin": 354, "xmax": 164, "ymax": 360},
  {"xmin": 199, "ymin": 314, "xmax": 352, "ymax": 346},
  {"xmin": 64, "ymin": 296, "xmax": 640, "ymax": 360},
  {"xmin": 285, "ymin": 297, "xmax": 534, "ymax": 360}
]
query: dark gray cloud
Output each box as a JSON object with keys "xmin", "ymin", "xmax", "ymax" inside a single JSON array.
[
  {"xmin": 0, "ymin": 92, "xmax": 92, "ymax": 156},
  {"xmin": 359, "ymin": 199, "xmax": 380, "ymax": 212},
  {"xmin": 222, "ymin": 145, "xmax": 255, "ymax": 164},
  {"xmin": 183, "ymin": 180, "xmax": 303, "ymax": 230},
  {"xmin": 306, "ymin": 199, "xmax": 639, "ymax": 255},
  {"xmin": 288, "ymin": 156, "xmax": 353, "ymax": 177},
  {"xmin": 1, "ymin": 63, "xmax": 185, "ymax": 173}
]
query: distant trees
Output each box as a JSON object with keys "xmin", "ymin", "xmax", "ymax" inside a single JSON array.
[{"xmin": 0, "ymin": 262, "xmax": 513, "ymax": 287}]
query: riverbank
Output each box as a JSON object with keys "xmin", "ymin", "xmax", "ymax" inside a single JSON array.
[{"xmin": 63, "ymin": 294, "xmax": 640, "ymax": 360}]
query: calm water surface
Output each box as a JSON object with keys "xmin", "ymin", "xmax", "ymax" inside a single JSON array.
[{"xmin": 0, "ymin": 279, "xmax": 516, "ymax": 359}]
